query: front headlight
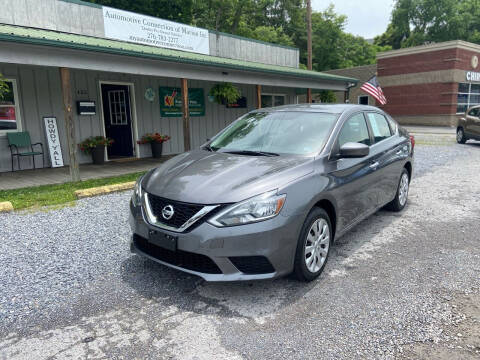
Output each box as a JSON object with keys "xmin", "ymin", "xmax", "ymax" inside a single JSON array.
[
  {"xmin": 132, "ymin": 176, "xmax": 144, "ymax": 206},
  {"xmin": 208, "ymin": 190, "xmax": 286, "ymax": 227}
]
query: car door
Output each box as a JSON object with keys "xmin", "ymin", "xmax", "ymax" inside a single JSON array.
[
  {"xmin": 465, "ymin": 107, "xmax": 480, "ymax": 138},
  {"xmin": 365, "ymin": 112, "xmax": 407, "ymax": 207},
  {"xmin": 326, "ymin": 113, "xmax": 378, "ymax": 230}
]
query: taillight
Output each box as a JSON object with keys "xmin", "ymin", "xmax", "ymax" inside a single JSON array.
[{"xmin": 409, "ymin": 135, "xmax": 415, "ymax": 149}]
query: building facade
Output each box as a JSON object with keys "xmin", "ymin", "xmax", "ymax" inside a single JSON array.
[
  {"xmin": 0, "ymin": 0, "xmax": 355, "ymax": 174},
  {"xmin": 324, "ymin": 64, "xmax": 377, "ymax": 106},
  {"xmin": 327, "ymin": 40, "xmax": 480, "ymax": 126}
]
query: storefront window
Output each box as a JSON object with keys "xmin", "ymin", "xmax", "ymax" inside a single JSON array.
[
  {"xmin": 261, "ymin": 94, "xmax": 286, "ymax": 108},
  {"xmin": 0, "ymin": 80, "xmax": 21, "ymax": 132},
  {"xmin": 457, "ymin": 82, "xmax": 480, "ymax": 113}
]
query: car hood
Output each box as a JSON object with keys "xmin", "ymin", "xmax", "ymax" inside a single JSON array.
[{"xmin": 143, "ymin": 150, "xmax": 314, "ymax": 204}]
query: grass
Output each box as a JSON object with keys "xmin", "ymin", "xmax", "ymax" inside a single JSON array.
[{"xmin": 0, "ymin": 171, "xmax": 146, "ymax": 210}]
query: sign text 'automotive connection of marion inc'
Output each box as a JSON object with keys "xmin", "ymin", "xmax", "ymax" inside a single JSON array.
[{"xmin": 103, "ymin": 7, "xmax": 210, "ymax": 55}]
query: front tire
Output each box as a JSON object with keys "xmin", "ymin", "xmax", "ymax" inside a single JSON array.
[
  {"xmin": 457, "ymin": 127, "xmax": 467, "ymax": 144},
  {"xmin": 294, "ymin": 208, "xmax": 332, "ymax": 282},
  {"xmin": 385, "ymin": 168, "xmax": 410, "ymax": 212}
]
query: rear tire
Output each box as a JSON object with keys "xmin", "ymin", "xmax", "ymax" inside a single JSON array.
[
  {"xmin": 457, "ymin": 127, "xmax": 467, "ymax": 144},
  {"xmin": 385, "ymin": 168, "xmax": 410, "ymax": 212},
  {"xmin": 294, "ymin": 208, "xmax": 332, "ymax": 282}
]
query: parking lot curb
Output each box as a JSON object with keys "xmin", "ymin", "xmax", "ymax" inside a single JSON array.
[
  {"xmin": 0, "ymin": 201, "xmax": 14, "ymax": 213},
  {"xmin": 75, "ymin": 181, "xmax": 135, "ymax": 199}
]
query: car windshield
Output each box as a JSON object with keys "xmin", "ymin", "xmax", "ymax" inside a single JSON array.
[{"xmin": 209, "ymin": 111, "xmax": 337, "ymax": 155}]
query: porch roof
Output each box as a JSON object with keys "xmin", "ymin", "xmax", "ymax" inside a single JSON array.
[{"xmin": 0, "ymin": 24, "xmax": 357, "ymax": 88}]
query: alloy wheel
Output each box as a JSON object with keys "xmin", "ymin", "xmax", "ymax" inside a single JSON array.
[
  {"xmin": 457, "ymin": 129, "xmax": 463, "ymax": 142},
  {"xmin": 304, "ymin": 218, "xmax": 330, "ymax": 273},
  {"xmin": 398, "ymin": 173, "xmax": 409, "ymax": 206}
]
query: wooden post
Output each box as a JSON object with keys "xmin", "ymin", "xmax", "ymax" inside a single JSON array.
[
  {"xmin": 59, "ymin": 67, "xmax": 80, "ymax": 182},
  {"xmin": 181, "ymin": 78, "xmax": 191, "ymax": 152},
  {"xmin": 256, "ymin": 85, "xmax": 262, "ymax": 109},
  {"xmin": 306, "ymin": 0, "xmax": 313, "ymax": 103}
]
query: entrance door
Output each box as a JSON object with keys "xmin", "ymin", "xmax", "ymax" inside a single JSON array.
[{"xmin": 101, "ymin": 84, "xmax": 134, "ymax": 158}]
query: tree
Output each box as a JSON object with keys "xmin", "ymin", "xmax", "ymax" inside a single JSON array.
[{"xmin": 375, "ymin": 0, "xmax": 480, "ymax": 49}]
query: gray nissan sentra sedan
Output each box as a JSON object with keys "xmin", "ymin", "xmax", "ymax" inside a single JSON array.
[{"xmin": 129, "ymin": 104, "xmax": 414, "ymax": 282}]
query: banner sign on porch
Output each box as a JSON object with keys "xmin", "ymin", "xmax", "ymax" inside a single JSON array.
[
  {"xmin": 103, "ymin": 7, "xmax": 210, "ymax": 55},
  {"xmin": 43, "ymin": 117, "xmax": 64, "ymax": 168},
  {"xmin": 159, "ymin": 87, "xmax": 205, "ymax": 117}
]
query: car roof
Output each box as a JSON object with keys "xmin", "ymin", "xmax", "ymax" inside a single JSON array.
[{"xmin": 253, "ymin": 103, "xmax": 382, "ymax": 114}]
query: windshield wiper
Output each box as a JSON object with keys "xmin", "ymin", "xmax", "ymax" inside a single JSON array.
[
  {"xmin": 223, "ymin": 150, "xmax": 280, "ymax": 157},
  {"xmin": 203, "ymin": 144, "xmax": 216, "ymax": 152}
]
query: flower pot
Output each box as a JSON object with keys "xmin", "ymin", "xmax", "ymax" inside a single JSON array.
[
  {"xmin": 91, "ymin": 145, "xmax": 105, "ymax": 165},
  {"xmin": 151, "ymin": 141, "xmax": 163, "ymax": 158}
]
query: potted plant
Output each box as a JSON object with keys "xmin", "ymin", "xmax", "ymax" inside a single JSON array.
[
  {"xmin": 209, "ymin": 83, "xmax": 241, "ymax": 105},
  {"xmin": 137, "ymin": 133, "xmax": 171, "ymax": 158},
  {"xmin": 79, "ymin": 136, "xmax": 114, "ymax": 165}
]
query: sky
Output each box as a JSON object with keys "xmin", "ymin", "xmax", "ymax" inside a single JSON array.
[{"xmin": 312, "ymin": 0, "xmax": 396, "ymax": 39}]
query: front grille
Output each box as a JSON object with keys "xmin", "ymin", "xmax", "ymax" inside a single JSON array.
[
  {"xmin": 229, "ymin": 256, "xmax": 275, "ymax": 275},
  {"xmin": 134, "ymin": 234, "xmax": 222, "ymax": 274},
  {"xmin": 147, "ymin": 194, "xmax": 204, "ymax": 228}
]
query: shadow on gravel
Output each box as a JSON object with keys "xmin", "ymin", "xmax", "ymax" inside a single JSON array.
[
  {"xmin": 120, "ymin": 253, "xmax": 317, "ymax": 319},
  {"xmin": 119, "ymin": 206, "xmax": 400, "ymax": 321}
]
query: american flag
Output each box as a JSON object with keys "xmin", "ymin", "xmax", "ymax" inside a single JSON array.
[{"xmin": 360, "ymin": 76, "xmax": 387, "ymax": 105}]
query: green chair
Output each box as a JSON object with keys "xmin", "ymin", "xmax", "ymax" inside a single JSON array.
[{"xmin": 7, "ymin": 131, "xmax": 44, "ymax": 171}]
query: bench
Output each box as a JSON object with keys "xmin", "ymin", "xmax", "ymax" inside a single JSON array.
[{"xmin": 7, "ymin": 131, "xmax": 44, "ymax": 171}]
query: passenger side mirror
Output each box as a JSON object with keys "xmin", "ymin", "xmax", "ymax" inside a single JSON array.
[{"xmin": 339, "ymin": 142, "xmax": 369, "ymax": 158}]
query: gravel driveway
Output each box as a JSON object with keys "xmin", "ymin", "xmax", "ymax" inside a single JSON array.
[{"xmin": 1, "ymin": 143, "xmax": 479, "ymax": 360}]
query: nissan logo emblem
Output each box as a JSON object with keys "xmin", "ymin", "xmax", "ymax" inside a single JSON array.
[{"xmin": 162, "ymin": 205, "xmax": 174, "ymax": 220}]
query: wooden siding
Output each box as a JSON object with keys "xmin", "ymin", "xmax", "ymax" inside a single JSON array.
[{"xmin": 0, "ymin": 63, "xmax": 297, "ymax": 173}]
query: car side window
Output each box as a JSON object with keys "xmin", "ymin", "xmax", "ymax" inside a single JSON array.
[
  {"xmin": 386, "ymin": 116, "xmax": 398, "ymax": 134},
  {"xmin": 468, "ymin": 108, "xmax": 479, "ymax": 117},
  {"xmin": 366, "ymin": 113, "xmax": 392, "ymax": 143},
  {"xmin": 338, "ymin": 113, "xmax": 371, "ymax": 148}
]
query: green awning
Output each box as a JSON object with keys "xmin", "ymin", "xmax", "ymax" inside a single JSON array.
[{"xmin": 0, "ymin": 24, "xmax": 357, "ymax": 85}]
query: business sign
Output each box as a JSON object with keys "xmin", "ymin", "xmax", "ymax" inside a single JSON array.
[
  {"xmin": 43, "ymin": 117, "xmax": 64, "ymax": 168},
  {"xmin": 103, "ymin": 7, "xmax": 210, "ymax": 55},
  {"xmin": 466, "ymin": 71, "xmax": 480, "ymax": 82},
  {"xmin": 159, "ymin": 87, "xmax": 205, "ymax": 117}
]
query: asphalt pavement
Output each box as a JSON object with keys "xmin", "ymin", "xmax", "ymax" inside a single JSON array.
[{"xmin": 0, "ymin": 142, "xmax": 479, "ymax": 360}]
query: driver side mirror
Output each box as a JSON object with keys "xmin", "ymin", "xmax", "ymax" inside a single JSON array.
[{"xmin": 339, "ymin": 142, "xmax": 369, "ymax": 158}]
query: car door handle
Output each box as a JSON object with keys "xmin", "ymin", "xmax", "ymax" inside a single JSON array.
[{"xmin": 369, "ymin": 161, "xmax": 379, "ymax": 169}]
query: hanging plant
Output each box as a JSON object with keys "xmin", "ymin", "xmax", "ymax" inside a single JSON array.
[{"xmin": 209, "ymin": 83, "xmax": 241, "ymax": 105}]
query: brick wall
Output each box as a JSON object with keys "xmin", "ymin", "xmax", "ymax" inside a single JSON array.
[
  {"xmin": 378, "ymin": 45, "xmax": 480, "ymax": 120},
  {"xmin": 379, "ymin": 82, "xmax": 457, "ymax": 116},
  {"xmin": 378, "ymin": 49, "xmax": 458, "ymax": 77}
]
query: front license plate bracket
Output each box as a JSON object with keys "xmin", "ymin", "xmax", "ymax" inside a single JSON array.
[{"xmin": 148, "ymin": 230, "xmax": 177, "ymax": 251}]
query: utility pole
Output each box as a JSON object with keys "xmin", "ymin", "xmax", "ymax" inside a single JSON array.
[{"xmin": 306, "ymin": 0, "xmax": 313, "ymax": 103}]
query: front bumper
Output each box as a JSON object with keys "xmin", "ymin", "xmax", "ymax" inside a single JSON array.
[{"xmin": 129, "ymin": 200, "xmax": 304, "ymax": 281}]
